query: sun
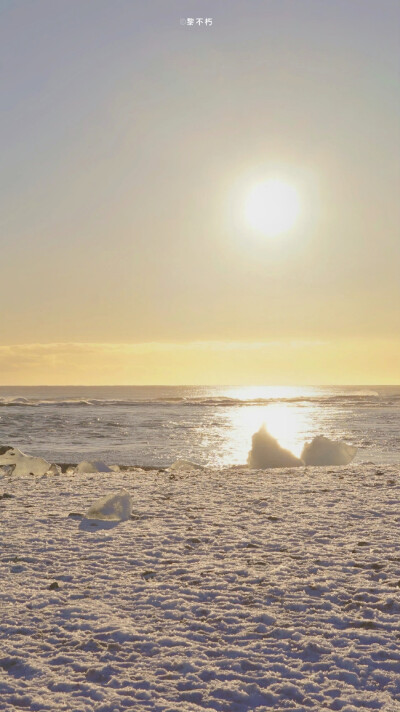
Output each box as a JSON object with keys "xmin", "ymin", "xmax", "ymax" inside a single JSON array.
[{"xmin": 245, "ymin": 179, "xmax": 300, "ymax": 236}]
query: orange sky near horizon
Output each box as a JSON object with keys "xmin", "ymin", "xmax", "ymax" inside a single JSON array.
[{"xmin": 0, "ymin": 339, "xmax": 399, "ymax": 386}]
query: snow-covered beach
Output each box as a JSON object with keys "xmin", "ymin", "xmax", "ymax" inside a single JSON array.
[
  {"xmin": 2, "ymin": 0, "xmax": 399, "ymax": 708},
  {"xmin": 1, "ymin": 464, "xmax": 399, "ymax": 711}
]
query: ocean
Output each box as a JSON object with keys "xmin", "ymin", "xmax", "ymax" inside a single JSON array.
[{"xmin": 0, "ymin": 385, "xmax": 399, "ymax": 468}]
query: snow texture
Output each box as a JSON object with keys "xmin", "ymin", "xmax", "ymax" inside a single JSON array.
[
  {"xmin": 0, "ymin": 465, "xmax": 399, "ymax": 711},
  {"xmin": 85, "ymin": 489, "xmax": 132, "ymax": 522},
  {"xmin": 301, "ymin": 436, "xmax": 357, "ymax": 466},
  {"xmin": 247, "ymin": 425, "xmax": 303, "ymax": 469},
  {"xmin": 0, "ymin": 446, "xmax": 51, "ymax": 476}
]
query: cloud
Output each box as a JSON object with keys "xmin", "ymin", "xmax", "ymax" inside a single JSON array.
[
  {"xmin": 0, "ymin": 340, "xmax": 326, "ymax": 385},
  {"xmin": 247, "ymin": 424, "xmax": 303, "ymax": 469},
  {"xmin": 0, "ymin": 338, "xmax": 399, "ymax": 384},
  {"xmin": 301, "ymin": 436, "xmax": 357, "ymax": 466}
]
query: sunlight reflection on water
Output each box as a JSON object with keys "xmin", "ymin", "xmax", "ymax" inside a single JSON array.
[
  {"xmin": 224, "ymin": 402, "xmax": 316, "ymax": 464},
  {"xmin": 0, "ymin": 385, "xmax": 399, "ymax": 466}
]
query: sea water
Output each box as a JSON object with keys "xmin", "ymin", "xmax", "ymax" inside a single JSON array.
[{"xmin": 0, "ymin": 385, "xmax": 399, "ymax": 467}]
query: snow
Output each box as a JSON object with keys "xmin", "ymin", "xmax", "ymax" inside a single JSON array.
[
  {"xmin": 248, "ymin": 425, "xmax": 303, "ymax": 468},
  {"xmin": 301, "ymin": 436, "xmax": 357, "ymax": 466},
  {"xmin": 85, "ymin": 489, "xmax": 132, "ymax": 522},
  {"xmin": 0, "ymin": 464, "xmax": 399, "ymax": 711},
  {"xmin": 0, "ymin": 446, "xmax": 51, "ymax": 476}
]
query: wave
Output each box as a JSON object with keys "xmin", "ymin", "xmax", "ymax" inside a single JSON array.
[{"xmin": 0, "ymin": 393, "xmax": 397, "ymax": 409}]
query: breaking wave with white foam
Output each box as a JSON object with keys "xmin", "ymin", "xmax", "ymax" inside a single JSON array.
[
  {"xmin": 0, "ymin": 391, "xmax": 394, "ymax": 409},
  {"xmin": 0, "ymin": 386, "xmax": 398, "ymax": 467}
]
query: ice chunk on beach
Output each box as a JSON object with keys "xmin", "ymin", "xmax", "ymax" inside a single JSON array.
[
  {"xmin": 76, "ymin": 460, "xmax": 111, "ymax": 474},
  {"xmin": 47, "ymin": 463, "xmax": 61, "ymax": 475},
  {"xmin": 0, "ymin": 446, "xmax": 51, "ymax": 476},
  {"xmin": 247, "ymin": 425, "xmax": 303, "ymax": 469},
  {"xmin": 169, "ymin": 459, "xmax": 204, "ymax": 471},
  {"xmin": 301, "ymin": 435, "xmax": 357, "ymax": 466},
  {"xmin": 85, "ymin": 489, "xmax": 132, "ymax": 521}
]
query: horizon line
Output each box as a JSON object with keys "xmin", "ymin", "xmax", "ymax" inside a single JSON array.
[{"xmin": 1, "ymin": 384, "xmax": 399, "ymax": 388}]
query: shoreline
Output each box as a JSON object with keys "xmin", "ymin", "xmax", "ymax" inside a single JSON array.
[{"xmin": 56, "ymin": 462, "xmax": 170, "ymax": 473}]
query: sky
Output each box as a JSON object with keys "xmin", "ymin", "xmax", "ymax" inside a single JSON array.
[{"xmin": 1, "ymin": 0, "xmax": 399, "ymax": 384}]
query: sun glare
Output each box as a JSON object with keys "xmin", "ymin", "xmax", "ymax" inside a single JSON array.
[
  {"xmin": 245, "ymin": 179, "xmax": 300, "ymax": 236},
  {"xmin": 224, "ymin": 400, "xmax": 312, "ymax": 466}
]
